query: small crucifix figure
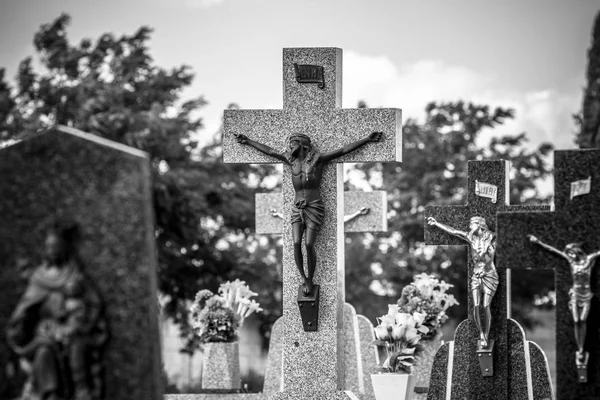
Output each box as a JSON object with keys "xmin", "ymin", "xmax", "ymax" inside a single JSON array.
[
  {"xmin": 528, "ymin": 235, "xmax": 600, "ymax": 374},
  {"xmin": 236, "ymin": 131, "xmax": 382, "ymax": 296},
  {"xmin": 497, "ymin": 148, "xmax": 600, "ymax": 399}
]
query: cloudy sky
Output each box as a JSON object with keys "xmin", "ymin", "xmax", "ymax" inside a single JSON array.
[{"xmin": 0, "ymin": 0, "xmax": 598, "ymax": 150}]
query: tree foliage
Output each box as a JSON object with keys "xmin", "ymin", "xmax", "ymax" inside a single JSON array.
[
  {"xmin": 345, "ymin": 101, "xmax": 554, "ymax": 328},
  {"xmin": 0, "ymin": 14, "xmax": 282, "ymax": 351},
  {"xmin": 576, "ymin": 10, "xmax": 600, "ymax": 148}
]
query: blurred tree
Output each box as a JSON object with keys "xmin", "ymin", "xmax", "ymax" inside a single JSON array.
[
  {"xmin": 345, "ymin": 101, "xmax": 554, "ymax": 329},
  {"xmin": 575, "ymin": 10, "xmax": 600, "ymax": 148},
  {"xmin": 0, "ymin": 14, "xmax": 282, "ymax": 352}
]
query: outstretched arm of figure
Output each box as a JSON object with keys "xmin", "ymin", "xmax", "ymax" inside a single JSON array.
[
  {"xmin": 270, "ymin": 209, "xmax": 284, "ymax": 220},
  {"xmin": 527, "ymin": 235, "xmax": 569, "ymax": 261},
  {"xmin": 234, "ymin": 134, "xmax": 289, "ymax": 163},
  {"xmin": 319, "ymin": 131, "xmax": 383, "ymax": 163},
  {"xmin": 588, "ymin": 248, "xmax": 600, "ymax": 262},
  {"xmin": 426, "ymin": 217, "xmax": 468, "ymax": 241},
  {"xmin": 344, "ymin": 207, "xmax": 370, "ymax": 223}
]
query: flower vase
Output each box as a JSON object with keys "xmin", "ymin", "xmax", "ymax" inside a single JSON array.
[
  {"xmin": 371, "ymin": 373, "xmax": 416, "ymax": 400},
  {"xmin": 413, "ymin": 330, "xmax": 443, "ymax": 398},
  {"xmin": 201, "ymin": 341, "xmax": 241, "ymax": 390}
]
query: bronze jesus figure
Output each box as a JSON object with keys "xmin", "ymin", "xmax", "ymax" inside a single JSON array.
[
  {"xmin": 236, "ymin": 131, "xmax": 382, "ymax": 295},
  {"xmin": 427, "ymin": 216, "xmax": 498, "ymax": 349},
  {"xmin": 528, "ymin": 235, "xmax": 600, "ymax": 375}
]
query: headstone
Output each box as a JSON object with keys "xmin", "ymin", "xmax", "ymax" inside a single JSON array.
[
  {"xmin": 0, "ymin": 126, "xmax": 162, "ymax": 399},
  {"xmin": 224, "ymin": 47, "xmax": 401, "ymax": 399},
  {"xmin": 264, "ymin": 318, "xmax": 285, "ymax": 396},
  {"xmin": 256, "ymin": 190, "xmax": 387, "ymax": 399},
  {"xmin": 424, "ymin": 160, "xmax": 552, "ymax": 400},
  {"xmin": 497, "ymin": 149, "xmax": 600, "ymax": 399},
  {"xmin": 356, "ymin": 315, "xmax": 379, "ymax": 400}
]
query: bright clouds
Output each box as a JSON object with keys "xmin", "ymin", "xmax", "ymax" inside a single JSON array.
[
  {"xmin": 184, "ymin": 0, "xmax": 226, "ymax": 8},
  {"xmin": 343, "ymin": 51, "xmax": 581, "ymax": 150}
]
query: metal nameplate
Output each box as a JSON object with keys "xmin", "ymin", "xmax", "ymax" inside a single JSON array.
[
  {"xmin": 298, "ymin": 284, "xmax": 320, "ymax": 331},
  {"xmin": 293, "ymin": 63, "xmax": 325, "ymax": 89},
  {"xmin": 475, "ymin": 180, "xmax": 497, "ymax": 203}
]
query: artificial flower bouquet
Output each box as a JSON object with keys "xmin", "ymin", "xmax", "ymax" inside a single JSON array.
[
  {"xmin": 190, "ymin": 279, "xmax": 263, "ymax": 344},
  {"xmin": 397, "ymin": 273, "xmax": 458, "ymax": 337},
  {"xmin": 372, "ymin": 305, "xmax": 429, "ymax": 374}
]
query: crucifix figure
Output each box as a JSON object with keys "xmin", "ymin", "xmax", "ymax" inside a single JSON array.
[
  {"xmin": 427, "ymin": 216, "xmax": 498, "ymax": 349},
  {"xmin": 236, "ymin": 131, "xmax": 382, "ymax": 296},
  {"xmin": 271, "ymin": 206, "xmax": 369, "ymax": 224},
  {"xmin": 223, "ymin": 48, "xmax": 400, "ymax": 398},
  {"xmin": 528, "ymin": 235, "xmax": 600, "ymax": 379},
  {"xmin": 497, "ymin": 148, "xmax": 600, "ymax": 398},
  {"xmin": 425, "ymin": 160, "xmax": 552, "ymax": 400}
]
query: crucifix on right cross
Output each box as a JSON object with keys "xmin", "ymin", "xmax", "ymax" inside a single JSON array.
[{"xmin": 497, "ymin": 149, "xmax": 600, "ymax": 399}]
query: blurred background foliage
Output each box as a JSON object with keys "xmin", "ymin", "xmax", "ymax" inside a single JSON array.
[{"xmin": 2, "ymin": 12, "xmax": 599, "ymax": 356}]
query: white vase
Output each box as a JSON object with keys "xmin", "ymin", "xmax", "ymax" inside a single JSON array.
[
  {"xmin": 371, "ymin": 373, "xmax": 416, "ymax": 400},
  {"xmin": 201, "ymin": 341, "xmax": 241, "ymax": 390}
]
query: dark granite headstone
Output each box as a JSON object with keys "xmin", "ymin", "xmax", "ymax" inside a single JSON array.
[
  {"xmin": 0, "ymin": 126, "xmax": 162, "ymax": 399},
  {"xmin": 425, "ymin": 160, "xmax": 552, "ymax": 400},
  {"xmin": 497, "ymin": 149, "xmax": 600, "ymax": 400}
]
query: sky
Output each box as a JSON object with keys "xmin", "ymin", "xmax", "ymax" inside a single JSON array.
[{"xmin": 0, "ymin": 0, "xmax": 598, "ymax": 152}]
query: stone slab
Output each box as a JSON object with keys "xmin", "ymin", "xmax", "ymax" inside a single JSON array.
[
  {"xmin": 263, "ymin": 317, "xmax": 284, "ymax": 396},
  {"xmin": 356, "ymin": 315, "xmax": 379, "ymax": 400},
  {"xmin": 343, "ymin": 303, "xmax": 363, "ymax": 396},
  {"xmin": 0, "ymin": 126, "xmax": 162, "ymax": 399}
]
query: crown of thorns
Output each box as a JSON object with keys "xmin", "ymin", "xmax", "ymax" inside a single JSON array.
[
  {"xmin": 287, "ymin": 134, "xmax": 311, "ymax": 146},
  {"xmin": 469, "ymin": 216, "xmax": 487, "ymax": 227}
]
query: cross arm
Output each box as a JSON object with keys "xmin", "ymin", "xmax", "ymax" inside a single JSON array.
[
  {"xmin": 236, "ymin": 135, "xmax": 289, "ymax": 163},
  {"xmin": 424, "ymin": 205, "xmax": 469, "ymax": 246},
  {"xmin": 319, "ymin": 132, "xmax": 380, "ymax": 163},
  {"xmin": 496, "ymin": 210, "xmax": 565, "ymax": 271}
]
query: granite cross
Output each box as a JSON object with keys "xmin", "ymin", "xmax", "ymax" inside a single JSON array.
[
  {"xmin": 497, "ymin": 149, "xmax": 600, "ymax": 400},
  {"xmin": 424, "ymin": 160, "xmax": 551, "ymax": 400},
  {"xmin": 256, "ymin": 190, "xmax": 387, "ymax": 399},
  {"xmin": 223, "ymin": 47, "xmax": 401, "ymax": 400}
]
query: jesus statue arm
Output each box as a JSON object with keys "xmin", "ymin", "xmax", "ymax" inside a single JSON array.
[
  {"xmin": 426, "ymin": 217, "xmax": 468, "ymax": 241},
  {"xmin": 234, "ymin": 134, "xmax": 289, "ymax": 163},
  {"xmin": 527, "ymin": 235, "xmax": 569, "ymax": 261},
  {"xmin": 319, "ymin": 131, "xmax": 383, "ymax": 163},
  {"xmin": 344, "ymin": 207, "xmax": 370, "ymax": 223},
  {"xmin": 588, "ymin": 248, "xmax": 600, "ymax": 262}
]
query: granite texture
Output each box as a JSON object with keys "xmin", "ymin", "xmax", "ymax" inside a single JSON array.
[
  {"xmin": 343, "ymin": 303, "xmax": 364, "ymax": 396},
  {"xmin": 356, "ymin": 315, "xmax": 379, "ymax": 400},
  {"xmin": 263, "ymin": 317, "xmax": 284, "ymax": 396},
  {"xmin": 223, "ymin": 48, "xmax": 401, "ymax": 397},
  {"xmin": 528, "ymin": 340, "xmax": 555, "ymax": 400},
  {"xmin": 497, "ymin": 149, "xmax": 600, "ymax": 400},
  {"xmin": 426, "ymin": 341, "xmax": 451, "ymax": 400},
  {"xmin": 506, "ymin": 319, "xmax": 555, "ymax": 400},
  {"xmin": 165, "ymin": 395, "xmax": 264, "ymax": 400},
  {"xmin": 343, "ymin": 191, "xmax": 387, "ymax": 233},
  {"xmin": 202, "ymin": 342, "xmax": 241, "ymax": 389},
  {"xmin": 424, "ymin": 160, "xmax": 550, "ymax": 400},
  {"xmin": 256, "ymin": 193, "xmax": 284, "ymax": 235},
  {"xmin": 256, "ymin": 191, "xmax": 387, "ymax": 235},
  {"xmin": 0, "ymin": 126, "xmax": 161, "ymax": 399},
  {"xmin": 413, "ymin": 333, "xmax": 443, "ymax": 399}
]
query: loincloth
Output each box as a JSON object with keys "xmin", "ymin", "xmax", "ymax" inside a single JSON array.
[
  {"xmin": 291, "ymin": 198, "xmax": 324, "ymax": 231},
  {"xmin": 569, "ymin": 288, "xmax": 593, "ymax": 308},
  {"xmin": 471, "ymin": 266, "xmax": 499, "ymax": 295}
]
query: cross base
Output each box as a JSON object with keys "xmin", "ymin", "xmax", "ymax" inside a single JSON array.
[
  {"xmin": 270, "ymin": 390, "xmax": 359, "ymax": 400},
  {"xmin": 297, "ymin": 285, "xmax": 320, "ymax": 331},
  {"xmin": 576, "ymin": 351, "xmax": 590, "ymax": 383},
  {"xmin": 476, "ymin": 339, "xmax": 495, "ymax": 376}
]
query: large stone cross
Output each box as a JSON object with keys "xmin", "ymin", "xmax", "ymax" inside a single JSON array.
[
  {"xmin": 424, "ymin": 160, "xmax": 551, "ymax": 400},
  {"xmin": 497, "ymin": 149, "xmax": 600, "ymax": 400},
  {"xmin": 223, "ymin": 48, "xmax": 401, "ymax": 399}
]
